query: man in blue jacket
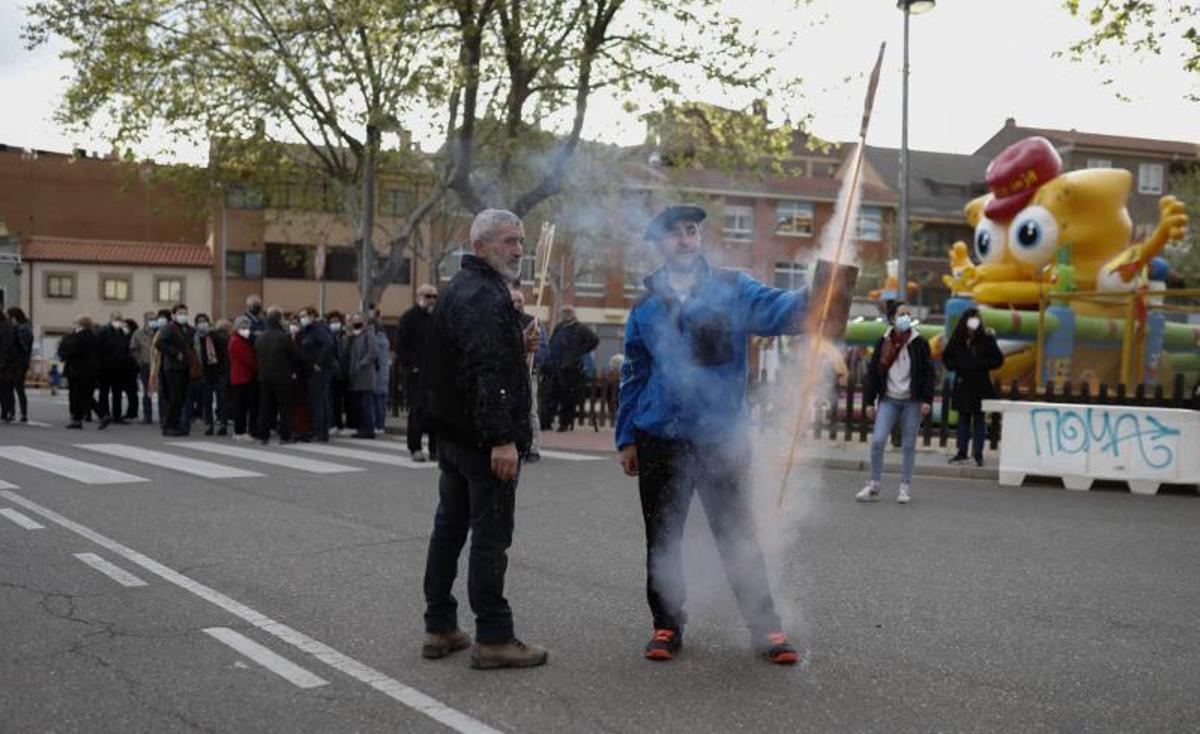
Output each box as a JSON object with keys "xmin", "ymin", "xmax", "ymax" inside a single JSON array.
[{"xmin": 616, "ymin": 205, "xmax": 807, "ymax": 665}]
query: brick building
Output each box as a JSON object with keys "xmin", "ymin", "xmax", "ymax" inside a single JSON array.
[{"xmin": 0, "ymin": 144, "xmax": 210, "ymax": 352}]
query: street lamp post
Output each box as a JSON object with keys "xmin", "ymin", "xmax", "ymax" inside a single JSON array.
[{"xmin": 897, "ymin": 0, "xmax": 934, "ymax": 303}]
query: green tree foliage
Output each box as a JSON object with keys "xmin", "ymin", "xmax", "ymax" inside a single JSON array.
[
  {"xmin": 25, "ymin": 0, "xmax": 809, "ymax": 304},
  {"xmin": 1063, "ymin": 1, "xmax": 1200, "ymax": 100},
  {"xmin": 1164, "ymin": 167, "xmax": 1200, "ymax": 286}
]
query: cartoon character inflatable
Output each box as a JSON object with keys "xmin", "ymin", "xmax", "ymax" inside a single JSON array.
[{"xmin": 961, "ymin": 136, "xmax": 1187, "ymax": 316}]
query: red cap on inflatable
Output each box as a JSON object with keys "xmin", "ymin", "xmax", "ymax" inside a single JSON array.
[{"xmin": 984, "ymin": 136, "xmax": 1062, "ymax": 222}]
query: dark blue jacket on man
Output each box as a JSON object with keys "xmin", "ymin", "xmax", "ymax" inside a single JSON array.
[
  {"xmin": 616, "ymin": 258, "xmax": 808, "ymax": 448},
  {"xmin": 300, "ymin": 321, "xmax": 338, "ymax": 374}
]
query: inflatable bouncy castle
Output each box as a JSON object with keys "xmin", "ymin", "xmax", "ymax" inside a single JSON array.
[{"xmin": 845, "ymin": 136, "xmax": 1199, "ymax": 391}]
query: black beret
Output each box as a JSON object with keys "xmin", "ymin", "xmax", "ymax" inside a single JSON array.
[{"xmin": 644, "ymin": 205, "xmax": 707, "ymax": 241}]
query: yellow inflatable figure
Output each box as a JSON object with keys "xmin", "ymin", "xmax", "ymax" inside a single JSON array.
[{"xmin": 961, "ymin": 136, "xmax": 1187, "ymax": 315}]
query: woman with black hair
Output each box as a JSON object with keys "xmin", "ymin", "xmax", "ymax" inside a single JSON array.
[
  {"xmin": 942, "ymin": 307, "xmax": 1004, "ymax": 467},
  {"xmin": 857, "ymin": 301, "xmax": 936, "ymax": 505}
]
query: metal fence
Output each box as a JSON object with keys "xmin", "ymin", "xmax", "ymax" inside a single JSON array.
[{"xmin": 572, "ymin": 373, "xmax": 1200, "ymax": 451}]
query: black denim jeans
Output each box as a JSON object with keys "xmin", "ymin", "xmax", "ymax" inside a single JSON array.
[
  {"xmin": 423, "ymin": 439, "xmax": 517, "ymax": 644},
  {"xmin": 635, "ymin": 430, "xmax": 782, "ymax": 638}
]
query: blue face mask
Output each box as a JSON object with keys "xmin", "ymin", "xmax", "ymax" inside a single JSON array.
[{"xmin": 894, "ymin": 315, "xmax": 912, "ymax": 332}]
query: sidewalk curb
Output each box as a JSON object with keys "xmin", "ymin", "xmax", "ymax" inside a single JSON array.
[{"xmin": 385, "ymin": 424, "xmax": 1000, "ymax": 481}]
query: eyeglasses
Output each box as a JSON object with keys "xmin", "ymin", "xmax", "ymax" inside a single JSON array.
[{"xmin": 421, "ymin": 294, "xmax": 438, "ymax": 301}]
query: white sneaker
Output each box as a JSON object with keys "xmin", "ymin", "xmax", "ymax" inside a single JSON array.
[
  {"xmin": 411, "ymin": 450, "xmax": 428, "ymax": 462},
  {"xmin": 897, "ymin": 484, "xmax": 911, "ymax": 504},
  {"xmin": 855, "ymin": 483, "xmax": 880, "ymax": 502}
]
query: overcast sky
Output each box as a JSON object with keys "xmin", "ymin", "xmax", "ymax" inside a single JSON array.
[{"xmin": 2, "ymin": 0, "xmax": 1197, "ymax": 161}]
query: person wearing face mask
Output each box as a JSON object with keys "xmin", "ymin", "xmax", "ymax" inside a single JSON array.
[
  {"xmin": 148, "ymin": 309, "xmax": 171, "ymax": 428},
  {"xmin": 298, "ymin": 307, "xmax": 337, "ymax": 443},
  {"xmin": 243, "ymin": 294, "xmax": 266, "ymax": 341},
  {"xmin": 396, "ymin": 286, "xmax": 439, "ymax": 460},
  {"xmin": 857, "ymin": 300, "xmax": 937, "ymax": 505},
  {"xmin": 325, "ymin": 310, "xmax": 352, "ymax": 434},
  {"xmin": 156, "ymin": 303, "xmax": 200, "ymax": 436},
  {"xmin": 228, "ymin": 315, "xmax": 259, "ymax": 441},
  {"xmin": 97, "ymin": 311, "xmax": 135, "ymax": 424},
  {"xmin": 194, "ymin": 314, "xmax": 230, "ymax": 436},
  {"xmin": 57, "ymin": 315, "xmax": 109, "ymax": 429},
  {"xmin": 131, "ymin": 314, "xmax": 158, "ymax": 424},
  {"xmin": 343, "ymin": 312, "xmax": 380, "ymax": 439},
  {"xmin": 943, "ymin": 307, "xmax": 1004, "ymax": 467},
  {"xmin": 255, "ymin": 306, "xmax": 303, "ymax": 443},
  {"xmin": 121, "ymin": 318, "xmax": 141, "ymax": 421}
]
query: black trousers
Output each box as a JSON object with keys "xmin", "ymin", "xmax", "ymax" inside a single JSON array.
[
  {"xmin": 257, "ymin": 380, "xmax": 293, "ymax": 440},
  {"xmin": 231, "ymin": 382, "xmax": 258, "ymax": 436},
  {"xmin": 635, "ymin": 430, "xmax": 782, "ymax": 637},
  {"xmin": 99, "ymin": 373, "xmax": 125, "ymax": 420},
  {"xmin": 405, "ymin": 371, "xmax": 437, "ymax": 455},
  {"xmin": 0, "ymin": 378, "xmax": 13, "ymax": 420},
  {"xmin": 423, "ymin": 439, "xmax": 517, "ymax": 644},
  {"xmin": 68, "ymin": 374, "xmax": 104, "ymax": 423},
  {"xmin": 122, "ymin": 371, "xmax": 138, "ymax": 418},
  {"xmin": 162, "ymin": 370, "xmax": 187, "ymax": 431}
]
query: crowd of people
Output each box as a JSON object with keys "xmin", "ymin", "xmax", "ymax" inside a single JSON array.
[
  {"xmin": 43, "ymin": 296, "xmax": 426, "ymax": 450},
  {"xmin": 15, "ymin": 283, "xmax": 600, "ymax": 457}
]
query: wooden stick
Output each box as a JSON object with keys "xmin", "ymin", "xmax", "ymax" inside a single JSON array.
[
  {"xmin": 528, "ymin": 223, "xmax": 556, "ymax": 375},
  {"xmin": 777, "ymin": 43, "xmax": 886, "ymax": 508}
]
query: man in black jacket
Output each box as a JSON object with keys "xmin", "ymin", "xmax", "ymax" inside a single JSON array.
[
  {"xmin": 255, "ymin": 307, "xmax": 303, "ymax": 443},
  {"xmin": 58, "ymin": 316, "xmax": 109, "ymax": 429},
  {"xmin": 156, "ymin": 303, "xmax": 196, "ymax": 436},
  {"xmin": 97, "ymin": 311, "xmax": 134, "ymax": 424},
  {"xmin": 421, "ymin": 208, "xmax": 547, "ymax": 670},
  {"xmin": 539, "ymin": 305, "xmax": 599, "ymax": 431},
  {"xmin": 396, "ymin": 284, "xmax": 438, "ymax": 460}
]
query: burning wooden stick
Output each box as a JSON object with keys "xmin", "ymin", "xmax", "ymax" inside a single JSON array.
[
  {"xmin": 777, "ymin": 43, "xmax": 886, "ymax": 508},
  {"xmin": 528, "ymin": 222, "xmax": 557, "ymax": 375}
]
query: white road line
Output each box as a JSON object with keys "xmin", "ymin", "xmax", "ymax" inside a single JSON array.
[
  {"xmin": 0, "ymin": 508, "xmax": 44, "ymax": 530},
  {"xmin": 537, "ymin": 449, "xmax": 605, "ymax": 462},
  {"xmin": 287, "ymin": 444, "xmax": 437, "ymax": 469},
  {"xmin": 0, "ymin": 490, "xmax": 502, "ymax": 734},
  {"xmin": 24, "ymin": 421, "xmax": 53, "ymax": 428},
  {"xmin": 0, "ymin": 479, "xmax": 17, "ymax": 489},
  {"xmin": 0, "ymin": 446, "xmax": 148, "ymax": 485},
  {"xmin": 204, "ymin": 627, "xmax": 328, "ymax": 689},
  {"xmin": 77, "ymin": 444, "xmax": 261, "ymax": 479},
  {"xmin": 331, "ymin": 438, "xmax": 411, "ymax": 452},
  {"xmin": 171, "ymin": 442, "xmax": 364, "ymax": 474},
  {"xmin": 74, "ymin": 552, "xmax": 148, "ymax": 587}
]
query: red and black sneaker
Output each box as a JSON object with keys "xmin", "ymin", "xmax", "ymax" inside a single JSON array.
[
  {"xmin": 759, "ymin": 632, "xmax": 798, "ymax": 665},
  {"xmin": 644, "ymin": 628, "xmax": 682, "ymax": 661}
]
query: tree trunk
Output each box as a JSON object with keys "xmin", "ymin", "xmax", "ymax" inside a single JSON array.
[{"xmin": 359, "ymin": 123, "xmax": 380, "ymax": 313}]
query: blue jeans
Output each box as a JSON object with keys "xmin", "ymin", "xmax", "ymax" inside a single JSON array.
[
  {"xmin": 869, "ymin": 397, "xmax": 922, "ymax": 484},
  {"xmin": 955, "ymin": 409, "xmax": 986, "ymax": 460},
  {"xmin": 139, "ymin": 365, "xmax": 153, "ymax": 422},
  {"xmin": 373, "ymin": 393, "xmax": 387, "ymax": 431}
]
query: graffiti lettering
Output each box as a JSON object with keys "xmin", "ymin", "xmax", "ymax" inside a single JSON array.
[{"xmin": 1029, "ymin": 407, "xmax": 1180, "ymax": 470}]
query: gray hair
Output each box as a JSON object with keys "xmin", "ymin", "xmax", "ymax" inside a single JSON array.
[
  {"xmin": 470, "ymin": 209, "xmax": 521, "ymax": 244},
  {"xmin": 233, "ymin": 315, "xmax": 251, "ymax": 329}
]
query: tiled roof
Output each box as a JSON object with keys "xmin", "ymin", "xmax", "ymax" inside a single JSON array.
[
  {"xmin": 1013, "ymin": 126, "xmax": 1197, "ymax": 157},
  {"xmin": 21, "ymin": 237, "xmax": 211, "ymax": 267}
]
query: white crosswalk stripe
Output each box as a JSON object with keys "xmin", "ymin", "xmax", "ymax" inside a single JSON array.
[
  {"xmin": 172, "ymin": 442, "xmax": 364, "ymax": 474},
  {"xmin": 0, "ymin": 479, "xmax": 17, "ymax": 489},
  {"xmin": 77, "ymin": 444, "xmax": 261, "ymax": 479},
  {"xmin": 329, "ymin": 438, "xmax": 604, "ymax": 462},
  {"xmin": 0, "ymin": 446, "xmax": 149, "ymax": 485},
  {"xmin": 286, "ymin": 443, "xmax": 437, "ymax": 469}
]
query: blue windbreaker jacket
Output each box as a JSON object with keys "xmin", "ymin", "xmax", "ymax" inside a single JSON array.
[{"xmin": 615, "ymin": 258, "xmax": 809, "ymax": 448}]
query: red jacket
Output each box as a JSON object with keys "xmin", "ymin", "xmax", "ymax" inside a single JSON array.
[{"xmin": 228, "ymin": 332, "xmax": 257, "ymax": 386}]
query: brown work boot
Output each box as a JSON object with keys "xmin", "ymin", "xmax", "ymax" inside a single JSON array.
[
  {"xmin": 421, "ymin": 629, "xmax": 471, "ymax": 660},
  {"xmin": 469, "ymin": 639, "xmax": 548, "ymax": 670}
]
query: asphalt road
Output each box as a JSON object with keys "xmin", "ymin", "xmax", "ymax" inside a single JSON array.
[{"xmin": 2, "ymin": 393, "xmax": 1199, "ymax": 733}]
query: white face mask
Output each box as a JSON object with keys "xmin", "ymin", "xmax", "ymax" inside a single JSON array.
[
  {"xmin": 111, "ymin": 320, "xmax": 123, "ymax": 329},
  {"xmin": 299, "ymin": 316, "xmax": 312, "ymax": 328},
  {"xmin": 329, "ymin": 322, "xmax": 342, "ymax": 332},
  {"xmin": 967, "ymin": 317, "xmax": 981, "ymax": 331},
  {"xmin": 237, "ymin": 328, "xmax": 251, "ymax": 339},
  {"xmin": 289, "ymin": 324, "xmax": 300, "ymax": 335},
  {"xmin": 175, "ymin": 313, "xmax": 189, "ymax": 325}
]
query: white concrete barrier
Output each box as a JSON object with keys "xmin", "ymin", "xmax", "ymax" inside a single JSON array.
[{"xmin": 982, "ymin": 400, "xmax": 1200, "ymax": 495}]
